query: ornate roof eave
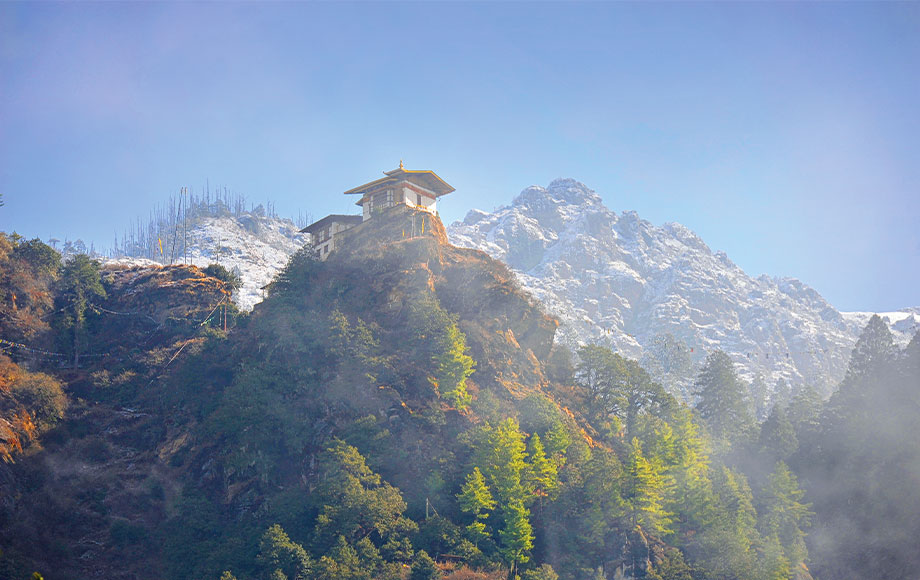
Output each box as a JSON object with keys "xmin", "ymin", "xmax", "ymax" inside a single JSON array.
[{"xmin": 344, "ymin": 163, "xmax": 455, "ymax": 197}]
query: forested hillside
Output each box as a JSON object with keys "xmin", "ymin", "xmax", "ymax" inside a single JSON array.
[{"xmin": 0, "ymin": 209, "xmax": 917, "ymax": 580}]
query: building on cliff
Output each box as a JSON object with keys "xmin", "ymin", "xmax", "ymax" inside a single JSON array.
[
  {"xmin": 345, "ymin": 161, "xmax": 455, "ymax": 221},
  {"xmin": 302, "ymin": 163, "xmax": 454, "ymax": 260},
  {"xmin": 300, "ymin": 214, "xmax": 363, "ymax": 260}
]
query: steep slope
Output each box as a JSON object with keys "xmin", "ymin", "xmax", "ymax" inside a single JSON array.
[
  {"xmin": 448, "ymin": 179, "xmax": 911, "ymax": 401},
  {"xmin": 0, "ymin": 263, "xmax": 234, "ymax": 580}
]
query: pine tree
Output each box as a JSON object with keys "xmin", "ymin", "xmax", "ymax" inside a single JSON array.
[
  {"xmin": 543, "ymin": 421, "xmax": 572, "ymax": 468},
  {"xmin": 758, "ymin": 405, "xmax": 798, "ymax": 464},
  {"xmin": 432, "ymin": 322, "xmax": 475, "ymax": 409},
  {"xmin": 457, "ymin": 467, "xmax": 496, "ymax": 545},
  {"xmin": 473, "ymin": 419, "xmax": 535, "ymax": 575},
  {"xmin": 51, "ymin": 254, "xmax": 105, "ymax": 367},
  {"xmin": 657, "ymin": 408, "xmax": 714, "ymax": 541},
  {"xmin": 625, "ymin": 438, "xmax": 675, "ymax": 536},
  {"xmin": 759, "ymin": 461, "xmax": 812, "ymax": 567},
  {"xmin": 841, "ymin": 314, "xmax": 897, "ymax": 385},
  {"xmin": 458, "ymin": 467, "xmax": 496, "ymax": 518},
  {"xmin": 314, "ymin": 535, "xmax": 363, "ymax": 580},
  {"xmin": 409, "ymin": 550, "xmax": 441, "ymax": 580},
  {"xmin": 694, "ymin": 350, "xmax": 755, "ymax": 447},
  {"xmin": 258, "ymin": 524, "xmax": 314, "ymax": 580},
  {"xmin": 785, "ymin": 385, "xmax": 823, "ymax": 440},
  {"xmin": 312, "ymin": 440, "xmax": 416, "ymax": 553},
  {"xmin": 696, "ymin": 466, "xmax": 759, "ymax": 579},
  {"xmin": 498, "ymin": 498, "xmax": 534, "ymax": 578},
  {"xmin": 525, "ymin": 433, "xmax": 559, "ymax": 501},
  {"xmin": 477, "ymin": 419, "xmax": 529, "ymax": 505},
  {"xmin": 522, "ymin": 563, "xmax": 559, "ymax": 580}
]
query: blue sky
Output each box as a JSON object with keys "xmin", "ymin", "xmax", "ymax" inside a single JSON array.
[{"xmin": 1, "ymin": 2, "xmax": 917, "ymax": 312}]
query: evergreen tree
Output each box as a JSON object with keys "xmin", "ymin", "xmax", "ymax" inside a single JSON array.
[
  {"xmin": 759, "ymin": 461, "xmax": 812, "ymax": 567},
  {"xmin": 841, "ymin": 314, "xmax": 897, "ymax": 385},
  {"xmin": 432, "ymin": 322, "xmax": 475, "ymax": 409},
  {"xmin": 646, "ymin": 408, "xmax": 714, "ymax": 544},
  {"xmin": 796, "ymin": 327, "xmax": 920, "ymax": 579},
  {"xmin": 409, "ymin": 550, "xmax": 441, "ymax": 580},
  {"xmin": 544, "ymin": 447, "xmax": 625, "ymax": 573},
  {"xmin": 575, "ymin": 344, "xmax": 622, "ymax": 416},
  {"xmin": 693, "ymin": 466, "xmax": 759, "ymax": 579},
  {"xmin": 522, "ymin": 563, "xmax": 559, "ymax": 580},
  {"xmin": 525, "ymin": 433, "xmax": 559, "ymax": 501},
  {"xmin": 476, "ymin": 419, "xmax": 530, "ymax": 505},
  {"xmin": 312, "ymin": 440, "xmax": 416, "ymax": 553},
  {"xmin": 757, "ymin": 535, "xmax": 791, "ymax": 580},
  {"xmin": 52, "ymin": 254, "xmax": 105, "ymax": 367},
  {"xmin": 406, "ymin": 296, "xmax": 475, "ymax": 409},
  {"xmin": 543, "ymin": 421, "xmax": 572, "ymax": 468},
  {"xmin": 785, "ymin": 385, "xmax": 822, "ymax": 440},
  {"xmin": 472, "ymin": 419, "xmax": 535, "ymax": 576},
  {"xmin": 457, "ymin": 467, "xmax": 496, "ymax": 545},
  {"xmin": 258, "ymin": 524, "xmax": 314, "ymax": 580},
  {"xmin": 313, "ymin": 535, "xmax": 364, "ymax": 580},
  {"xmin": 458, "ymin": 467, "xmax": 496, "ymax": 518},
  {"xmin": 758, "ymin": 405, "xmax": 798, "ymax": 464},
  {"xmin": 498, "ymin": 498, "xmax": 534, "ymax": 578},
  {"xmin": 625, "ymin": 438, "xmax": 675, "ymax": 536},
  {"xmin": 693, "ymin": 350, "xmax": 755, "ymax": 447}
]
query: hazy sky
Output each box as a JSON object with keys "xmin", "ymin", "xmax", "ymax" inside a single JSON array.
[{"xmin": 1, "ymin": 2, "xmax": 918, "ymax": 312}]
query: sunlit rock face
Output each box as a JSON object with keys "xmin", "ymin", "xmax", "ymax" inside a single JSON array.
[{"xmin": 448, "ymin": 178, "xmax": 919, "ymax": 404}]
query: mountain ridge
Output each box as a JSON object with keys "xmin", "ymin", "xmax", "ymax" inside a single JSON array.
[{"xmin": 447, "ymin": 178, "xmax": 919, "ymax": 404}]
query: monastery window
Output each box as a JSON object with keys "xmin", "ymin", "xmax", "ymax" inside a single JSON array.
[
  {"xmin": 386, "ymin": 189, "xmax": 394, "ymax": 204},
  {"xmin": 416, "ymin": 193, "xmax": 422, "ymax": 206}
]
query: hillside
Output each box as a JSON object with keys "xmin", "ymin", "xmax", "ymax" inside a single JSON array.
[
  {"xmin": 0, "ymin": 256, "xmax": 235, "ymax": 580},
  {"xmin": 447, "ymin": 179, "xmax": 919, "ymax": 403},
  {"xmin": 4, "ymin": 217, "xmax": 917, "ymax": 580},
  {"xmin": 0, "ymin": 214, "xmax": 822, "ymax": 580}
]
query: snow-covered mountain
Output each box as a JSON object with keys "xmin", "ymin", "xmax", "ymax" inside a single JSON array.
[
  {"xmin": 107, "ymin": 214, "xmax": 307, "ymax": 311},
  {"xmin": 448, "ymin": 178, "xmax": 919, "ymax": 403}
]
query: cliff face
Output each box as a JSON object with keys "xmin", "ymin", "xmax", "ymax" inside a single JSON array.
[{"xmin": 305, "ymin": 204, "xmax": 558, "ymax": 397}]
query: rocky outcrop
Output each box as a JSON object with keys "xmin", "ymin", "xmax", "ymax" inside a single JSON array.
[{"xmin": 328, "ymin": 204, "xmax": 558, "ymax": 396}]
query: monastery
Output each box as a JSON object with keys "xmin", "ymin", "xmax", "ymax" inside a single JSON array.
[{"xmin": 301, "ymin": 163, "xmax": 454, "ymax": 260}]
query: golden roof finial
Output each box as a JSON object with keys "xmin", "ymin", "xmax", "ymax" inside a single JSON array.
[{"xmin": 399, "ymin": 159, "xmax": 404, "ymax": 170}]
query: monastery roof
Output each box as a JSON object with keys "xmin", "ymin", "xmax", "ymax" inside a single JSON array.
[
  {"xmin": 300, "ymin": 214, "xmax": 363, "ymax": 234},
  {"xmin": 343, "ymin": 162, "xmax": 455, "ymax": 198}
]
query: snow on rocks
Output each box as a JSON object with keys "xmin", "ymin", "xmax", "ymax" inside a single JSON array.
[
  {"xmin": 448, "ymin": 178, "xmax": 912, "ymax": 401},
  {"xmin": 106, "ymin": 214, "xmax": 307, "ymax": 312}
]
